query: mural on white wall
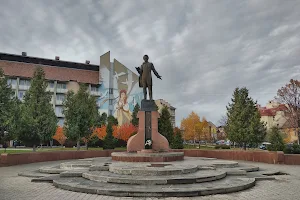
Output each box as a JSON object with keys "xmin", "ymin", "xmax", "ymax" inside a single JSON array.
[
  {"xmin": 98, "ymin": 64, "xmax": 143, "ymax": 125},
  {"xmin": 98, "ymin": 65, "xmax": 110, "ymax": 114}
]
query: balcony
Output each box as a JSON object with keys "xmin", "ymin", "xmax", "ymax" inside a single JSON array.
[
  {"xmin": 56, "ymin": 88, "xmax": 67, "ymax": 93},
  {"xmin": 9, "ymin": 84, "xmax": 17, "ymax": 89},
  {"xmin": 90, "ymin": 91, "xmax": 101, "ymax": 96},
  {"xmin": 19, "ymin": 85, "xmax": 30, "ymax": 90},
  {"xmin": 55, "ymin": 112, "xmax": 64, "ymax": 118},
  {"xmin": 56, "ymin": 100, "xmax": 64, "ymax": 105},
  {"xmin": 46, "ymin": 87, "xmax": 55, "ymax": 92}
]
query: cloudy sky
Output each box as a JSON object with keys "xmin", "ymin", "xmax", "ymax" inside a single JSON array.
[{"xmin": 1, "ymin": 0, "xmax": 300, "ymax": 126}]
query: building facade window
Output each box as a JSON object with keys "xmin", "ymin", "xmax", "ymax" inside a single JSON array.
[
  {"xmin": 18, "ymin": 91, "xmax": 26, "ymax": 100},
  {"xmin": 91, "ymin": 85, "xmax": 99, "ymax": 92},
  {"xmin": 7, "ymin": 79, "xmax": 17, "ymax": 86},
  {"xmin": 19, "ymin": 79, "xmax": 31, "ymax": 86},
  {"xmin": 57, "ymin": 83, "xmax": 67, "ymax": 89},
  {"xmin": 49, "ymin": 82, "xmax": 55, "ymax": 88},
  {"xmin": 55, "ymin": 106, "xmax": 64, "ymax": 117},
  {"xmin": 58, "ymin": 118, "xmax": 64, "ymax": 126},
  {"xmin": 56, "ymin": 94, "xmax": 65, "ymax": 101}
]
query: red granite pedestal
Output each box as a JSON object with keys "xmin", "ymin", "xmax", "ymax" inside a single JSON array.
[
  {"xmin": 111, "ymin": 105, "xmax": 184, "ymax": 162},
  {"xmin": 127, "ymin": 111, "xmax": 169, "ymax": 152}
]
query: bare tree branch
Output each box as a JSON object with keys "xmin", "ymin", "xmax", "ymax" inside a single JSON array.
[{"xmin": 275, "ymin": 79, "xmax": 300, "ymax": 144}]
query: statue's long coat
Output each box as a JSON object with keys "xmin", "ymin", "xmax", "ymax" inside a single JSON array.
[{"xmin": 139, "ymin": 62, "xmax": 160, "ymax": 87}]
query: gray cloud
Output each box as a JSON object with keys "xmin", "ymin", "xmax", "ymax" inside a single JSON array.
[{"xmin": 1, "ymin": 0, "xmax": 300, "ymax": 126}]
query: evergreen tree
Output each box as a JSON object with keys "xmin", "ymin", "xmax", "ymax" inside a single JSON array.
[
  {"xmin": 158, "ymin": 106, "xmax": 174, "ymax": 144},
  {"xmin": 96, "ymin": 112, "xmax": 107, "ymax": 127},
  {"xmin": 226, "ymin": 87, "xmax": 266, "ymax": 149},
  {"xmin": 267, "ymin": 126, "xmax": 285, "ymax": 151},
  {"xmin": 103, "ymin": 122, "xmax": 117, "ymax": 149},
  {"xmin": 19, "ymin": 67, "xmax": 57, "ymax": 151},
  {"xmin": 0, "ymin": 68, "xmax": 14, "ymax": 145},
  {"xmin": 63, "ymin": 84, "xmax": 98, "ymax": 150},
  {"xmin": 131, "ymin": 103, "xmax": 140, "ymax": 126},
  {"xmin": 98, "ymin": 113, "xmax": 107, "ymax": 127},
  {"xmin": 7, "ymin": 98, "xmax": 23, "ymax": 141},
  {"xmin": 249, "ymin": 107, "xmax": 267, "ymax": 148},
  {"xmin": 107, "ymin": 115, "xmax": 118, "ymax": 126},
  {"xmin": 171, "ymin": 127, "xmax": 183, "ymax": 149}
]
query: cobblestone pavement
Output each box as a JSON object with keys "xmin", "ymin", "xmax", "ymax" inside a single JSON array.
[{"xmin": 0, "ymin": 159, "xmax": 299, "ymax": 200}]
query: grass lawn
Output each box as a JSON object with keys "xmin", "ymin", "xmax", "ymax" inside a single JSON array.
[
  {"xmin": 1, "ymin": 145, "xmax": 263, "ymax": 154},
  {"xmin": 0, "ymin": 149, "xmax": 33, "ymax": 154},
  {"xmin": 183, "ymin": 144, "xmax": 215, "ymax": 150},
  {"xmin": 183, "ymin": 144, "xmax": 262, "ymax": 151},
  {"xmin": 0, "ymin": 147, "xmax": 126, "ymax": 154}
]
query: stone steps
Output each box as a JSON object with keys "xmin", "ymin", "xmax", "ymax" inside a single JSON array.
[
  {"xmin": 18, "ymin": 157, "xmax": 279, "ymax": 197},
  {"xmin": 82, "ymin": 170, "xmax": 227, "ymax": 185},
  {"xmin": 53, "ymin": 176, "xmax": 256, "ymax": 197},
  {"xmin": 18, "ymin": 170, "xmax": 53, "ymax": 178},
  {"xmin": 109, "ymin": 163, "xmax": 198, "ymax": 176}
]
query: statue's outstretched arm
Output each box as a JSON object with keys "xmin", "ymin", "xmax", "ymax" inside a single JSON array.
[{"xmin": 151, "ymin": 63, "xmax": 162, "ymax": 79}]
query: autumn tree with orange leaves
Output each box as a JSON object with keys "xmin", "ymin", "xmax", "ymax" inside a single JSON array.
[
  {"xmin": 113, "ymin": 123, "xmax": 137, "ymax": 141},
  {"xmin": 181, "ymin": 112, "xmax": 211, "ymax": 147},
  {"xmin": 52, "ymin": 126, "xmax": 67, "ymax": 147},
  {"xmin": 93, "ymin": 126, "xmax": 106, "ymax": 140},
  {"xmin": 195, "ymin": 117, "xmax": 209, "ymax": 148},
  {"xmin": 181, "ymin": 112, "xmax": 200, "ymax": 143}
]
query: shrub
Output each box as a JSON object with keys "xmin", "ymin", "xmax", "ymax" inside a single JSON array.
[
  {"xmin": 267, "ymin": 127, "xmax": 285, "ymax": 151},
  {"xmin": 215, "ymin": 144, "xmax": 230, "ymax": 149},
  {"xmin": 170, "ymin": 128, "xmax": 184, "ymax": 149},
  {"xmin": 283, "ymin": 143, "xmax": 300, "ymax": 154},
  {"xmin": 103, "ymin": 122, "xmax": 117, "ymax": 149}
]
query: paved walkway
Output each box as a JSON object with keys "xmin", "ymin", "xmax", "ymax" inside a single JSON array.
[{"xmin": 0, "ymin": 159, "xmax": 299, "ymax": 200}]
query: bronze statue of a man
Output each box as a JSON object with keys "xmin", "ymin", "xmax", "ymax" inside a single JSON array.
[{"xmin": 136, "ymin": 55, "xmax": 162, "ymax": 100}]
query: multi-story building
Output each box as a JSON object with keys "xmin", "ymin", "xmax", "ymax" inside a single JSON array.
[
  {"xmin": 155, "ymin": 99, "xmax": 176, "ymax": 128},
  {"xmin": 207, "ymin": 121, "xmax": 217, "ymax": 141},
  {"xmin": 258, "ymin": 100, "xmax": 298, "ymax": 143},
  {"xmin": 0, "ymin": 51, "xmax": 143, "ymax": 126}
]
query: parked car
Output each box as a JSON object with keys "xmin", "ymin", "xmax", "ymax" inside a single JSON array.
[
  {"xmin": 216, "ymin": 140, "xmax": 225, "ymax": 145},
  {"xmin": 216, "ymin": 140, "xmax": 231, "ymax": 146},
  {"xmin": 259, "ymin": 142, "xmax": 271, "ymax": 150}
]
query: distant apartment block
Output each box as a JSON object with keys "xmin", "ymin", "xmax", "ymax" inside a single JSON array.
[
  {"xmin": 0, "ymin": 51, "xmax": 143, "ymax": 127},
  {"xmin": 258, "ymin": 100, "xmax": 298, "ymax": 143},
  {"xmin": 155, "ymin": 99, "xmax": 176, "ymax": 128}
]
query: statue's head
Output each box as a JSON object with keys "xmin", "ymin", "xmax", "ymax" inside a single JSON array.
[{"xmin": 143, "ymin": 55, "xmax": 149, "ymax": 62}]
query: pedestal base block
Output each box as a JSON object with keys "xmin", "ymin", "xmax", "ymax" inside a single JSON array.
[
  {"xmin": 127, "ymin": 111, "xmax": 169, "ymax": 152},
  {"xmin": 111, "ymin": 152, "xmax": 184, "ymax": 162},
  {"xmin": 138, "ymin": 149, "xmax": 155, "ymax": 154}
]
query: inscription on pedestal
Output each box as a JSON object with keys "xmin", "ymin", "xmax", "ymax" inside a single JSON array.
[
  {"xmin": 145, "ymin": 111, "xmax": 152, "ymax": 149},
  {"xmin": 141, "ymin": 100, "xmax": 157, "ymax": 111}
]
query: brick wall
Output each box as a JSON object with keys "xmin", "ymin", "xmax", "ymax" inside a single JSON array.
[
  {"xmin": 0, "ymin": 150, "xmax": 124, "ymax": 167},
  {"xmin": 172, "ymin": 149, "xmax": 300, "ymax": 165},
  {"xmin": 283, "ymin": 154, "xmax": 300, "ymax": 165},
  {"xmin": 1, "ymin": 149, "xmax": 300, "ymax": 166}
]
